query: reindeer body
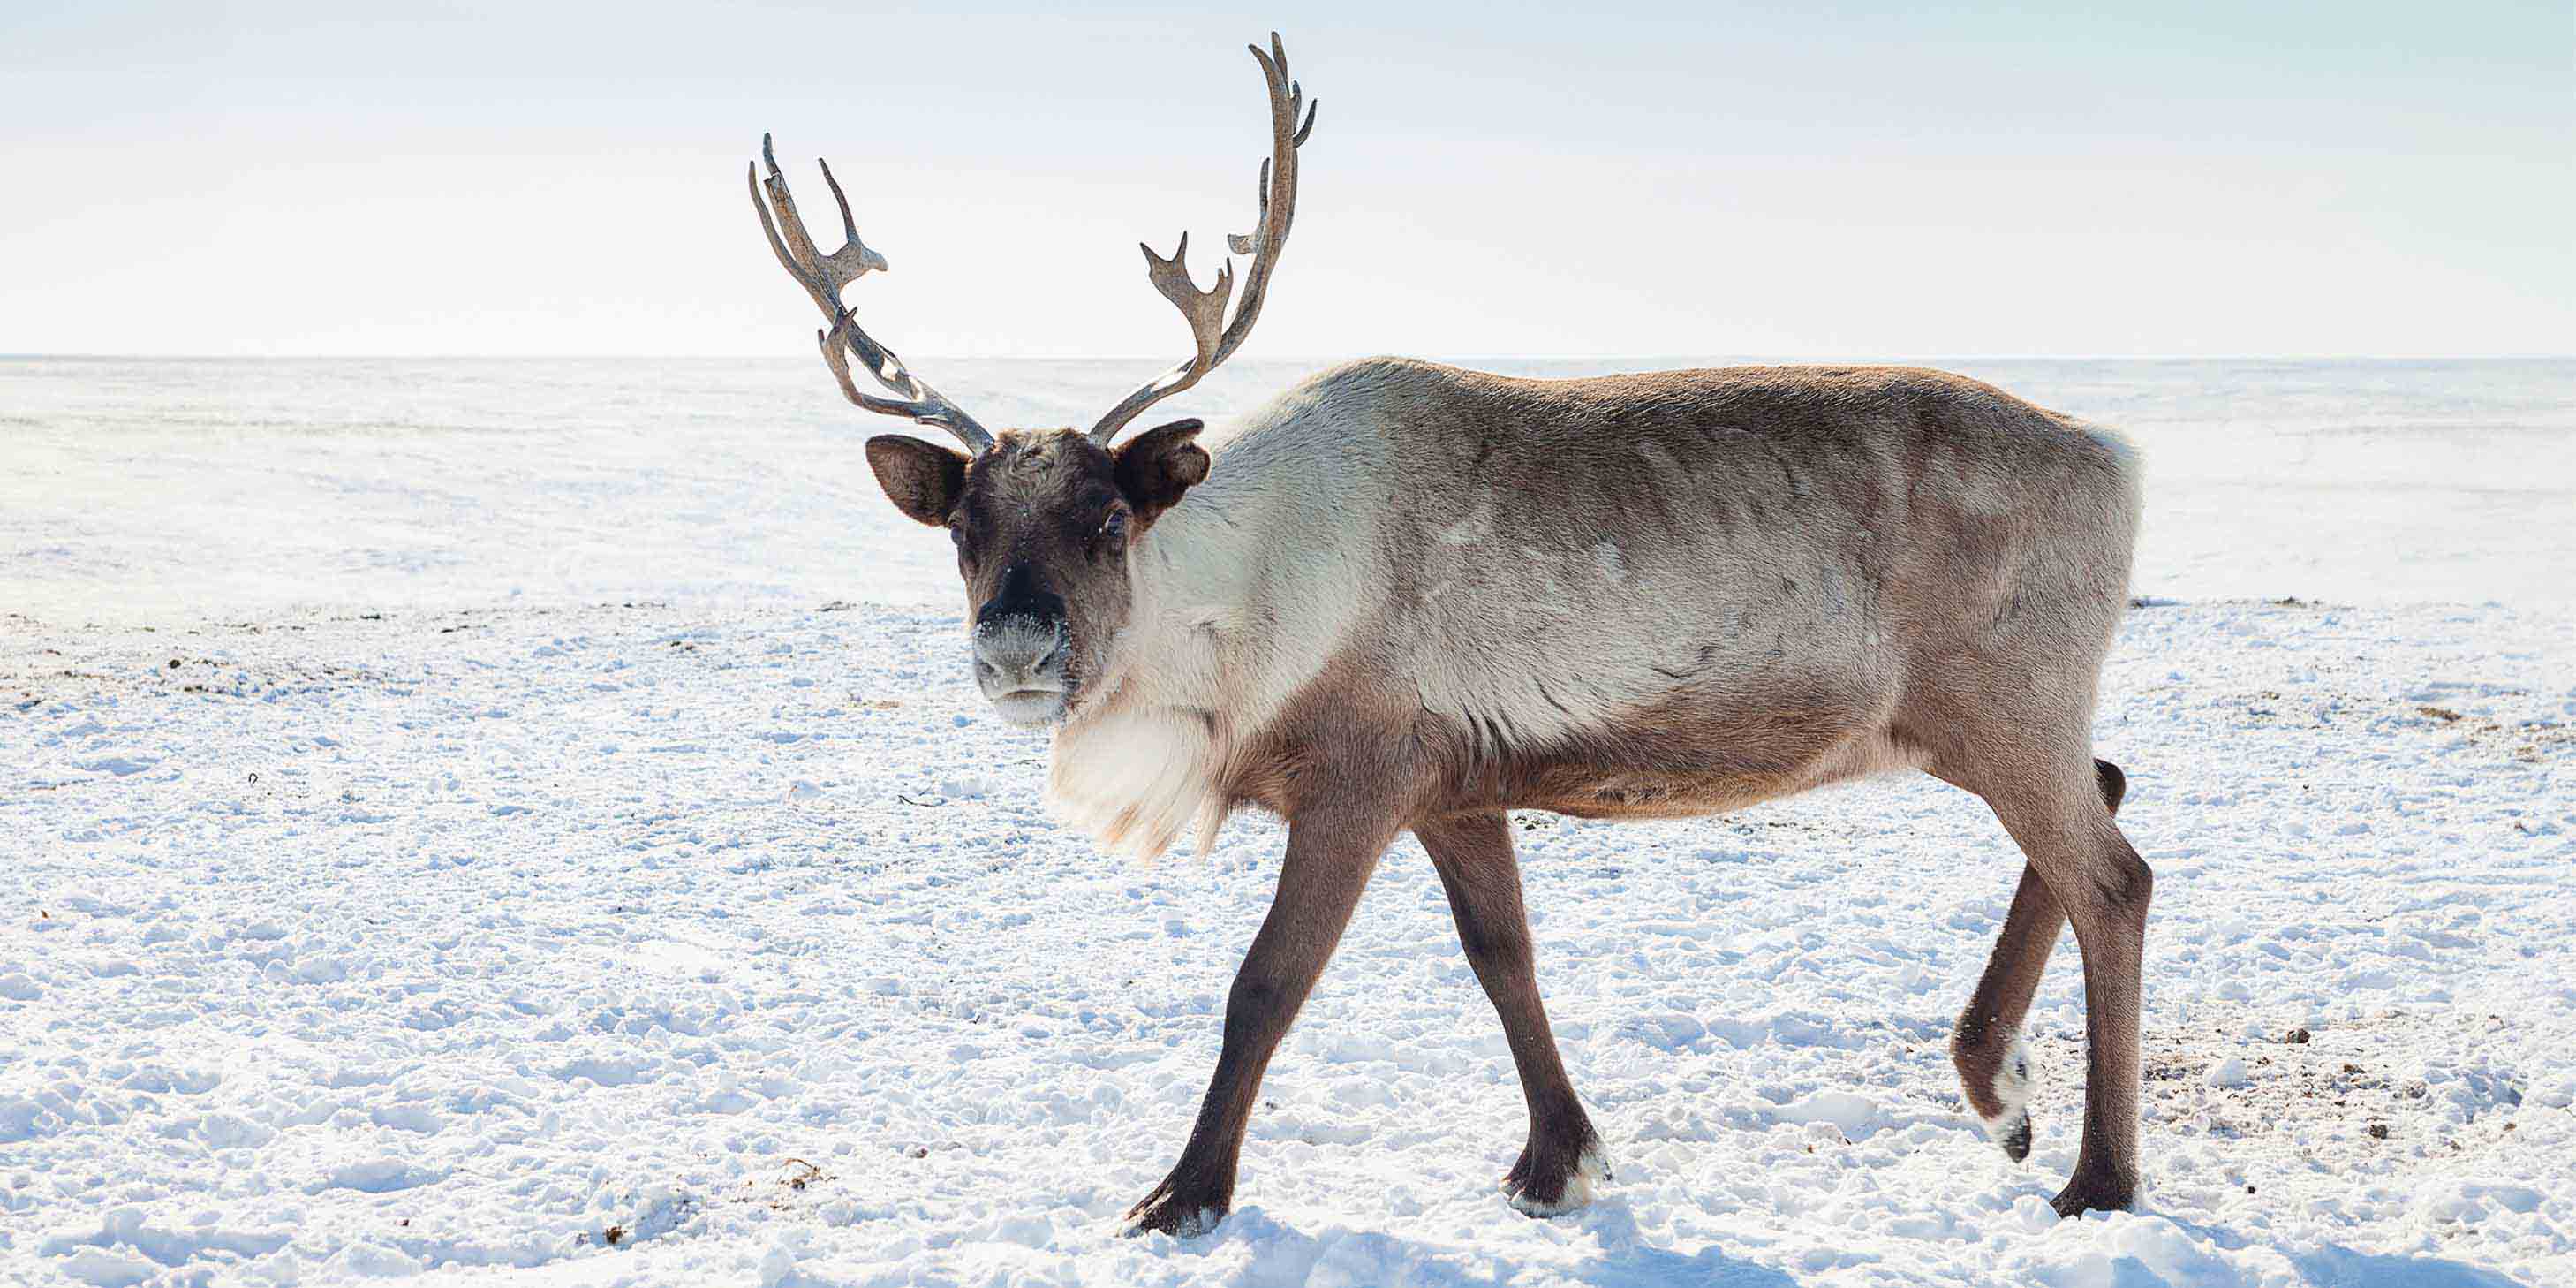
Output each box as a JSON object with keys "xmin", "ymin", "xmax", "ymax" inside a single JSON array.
[
  {"xmin": 1055, "ymin": 356, "xmax": 2140, "ymax": 856},
  {"xmin": 747, "ymin": 34, "xmax": 2157, "ymax": 1234}
]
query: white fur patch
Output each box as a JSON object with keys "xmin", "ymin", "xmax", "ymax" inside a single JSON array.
[
  {"xmin": 1979, "ymin": 1036, "xmax": 2036, "ymax": 1142},
  {"xmin": 1591, "ymin": 541, "xmax": 1626, "ymax": 583},
  {"xmin": 1046, "ymin": 704, "xmax": 1227, "ymax": 860},
  {"xmin": 1439, "ymin": 497, "xmax": 1493, "ymax": 546},
  {"xmin": 1038, "ymin": 380, "xmax": 1397, "ymax": 862},
  {"xmin": 1507, "ymin": 1142, "xmax": 1611, "ymax": 1217}
]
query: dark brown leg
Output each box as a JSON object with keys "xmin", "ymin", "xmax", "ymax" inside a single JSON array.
[
  {"xmin": 1976, "ymin": 761, "xmax": 2152, "ymax": 1217},
  {"xmin": 1416, "ymin": 811, "xmax": 1605, "ymax": 1216},
  {"xmin": 1950, "ymin": 758, "xmax": 2126, "ymax": 1162},
  {"xmin": 1951, "ymin": 863, "xmax": 2063, "ymax": 1161},
  {"xmin": 1122, "ymin": 802, "xmax": 1400, "ymax": 1237},
  {"xmin": 1947, "ymin": 757, "xmax": 2133, "ymax": 1164}
]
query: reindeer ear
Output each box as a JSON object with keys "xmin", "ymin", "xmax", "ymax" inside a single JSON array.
[
  {"xmin": 865, "ymin": 435, "xmax": 970, "ymax": 527},
  {"xmin": 1112, "ymin": 419, "xmax": 1210, "ymax": 528}
]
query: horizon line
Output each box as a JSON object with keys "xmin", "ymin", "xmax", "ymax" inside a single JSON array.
[{"xmin": 5, "ymin": 352, "xmax": 2573, "ymax": 364}]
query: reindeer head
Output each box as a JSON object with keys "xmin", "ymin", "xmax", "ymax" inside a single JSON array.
[{"xmin": 747, "ymin": 34, "xmax": 1315, "ymax": 727}]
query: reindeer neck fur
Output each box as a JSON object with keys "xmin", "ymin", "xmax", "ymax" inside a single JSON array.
[{"xmin": 1044, "ymin": 381, "xmax": 1395, "ymax": 858}]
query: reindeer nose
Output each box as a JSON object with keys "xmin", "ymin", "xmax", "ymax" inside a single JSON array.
[
  {"xmin": 972, "ymin": 628, "xmax": 1066, "ymax": 682},
  {"xmin": 975, "ymin": 565, "xmax": 1065, "ymax": 632},
  {"xmin": 972, "ymin": 612, "xmax": 1069, "ymax": 689},
  {"xmin": 971, "ymin": 564, "xmax": 1070, "ymax": 694}
]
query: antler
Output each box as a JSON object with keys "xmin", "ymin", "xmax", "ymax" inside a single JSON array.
[
  {"xmin": 749, "ymin": 134, "xmax": 994, "ymax": 452},
  {"xmin": 1088, "ymin": 32, "xmax": 1318, "ymax": 444}
]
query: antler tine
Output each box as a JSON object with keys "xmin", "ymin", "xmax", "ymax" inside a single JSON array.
[
  {"xmin": 1088, "ymin": 32, "xmax": 1318, "ymax": 444},
  {"xmin": 814, "ymin": 158, "xmax": 873, "ymax": 269},
  {"xmin": 1144, "ymin": 231, "xmax": 1232, "ymax": 371},
  {"xmin": 749, "ymin": 135, "xmax": 993, "ymax": 452},
  {"xmin": 757, "ymin": 134, "xmax": 889, "ymax": 299}
]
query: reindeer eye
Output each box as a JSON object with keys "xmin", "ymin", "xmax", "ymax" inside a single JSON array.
[
  {"xmin": 948, "ymin": 522, "xmax": 972, "ymax": 557},
  {"xmin": 1099, "ymin": 509, "xmax": 1129, "ymax": 548}
]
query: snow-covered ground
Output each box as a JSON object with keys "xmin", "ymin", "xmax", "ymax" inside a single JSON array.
[
  {"xmin": 5, "ymin": 595, "xmax": 2570, "ymax": 1286},
  {"xmin": 4, "ymin": 357, "xmax": 2572, "ymax": 1285}
]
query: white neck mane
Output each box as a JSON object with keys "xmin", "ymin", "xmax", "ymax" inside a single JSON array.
[
  {"xmin": 1043, "ymin": 501, "xmax": 1247, "ymax": 859},
  {"xmin": 1040, "ymin": 399, "xmax": 1392, "ymax": 857}
]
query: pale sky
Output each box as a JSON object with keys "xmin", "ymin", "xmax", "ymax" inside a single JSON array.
[{"xmin": 4, "ymin": 2, "xmax": 2567, "ymax": 358}]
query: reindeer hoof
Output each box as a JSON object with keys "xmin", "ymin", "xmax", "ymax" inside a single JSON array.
[
  {"xmin": 1974, "ymin": 1037, "xmax": 2037, "ymax": 1163},
  {"xmin": 1503, "ymin": 1140, "xmax": 1611, "ymax": 1217},
  {"xmin": 1121, "ymin": 1174, "xmax": 1228, "ymax": 1239},
  {"xmin": 2050, "ymin": 1167, "xmax": 2138, "ymax": 1218},
  {"xmin": 1121, "ymin": 1199, "xmax": 1223, "ymax": 1239},
  {"xmin": 1996, "ymin": 1110, "xmax": 2033, "ymax": 1163}
]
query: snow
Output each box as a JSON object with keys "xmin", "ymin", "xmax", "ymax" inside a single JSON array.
[
  {"xmin": 4, "ymin": 595, "xmax": 2570, "ymax": 1286},
  {"xmin": 4, "ymin": 357, "xmax": 2572, "ymax": 1284}
]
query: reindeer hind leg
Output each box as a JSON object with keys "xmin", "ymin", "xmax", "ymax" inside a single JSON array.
[
  {"xmin": 1967, "ymin": 754, "xmax": 2151, "ymax": 1216},
  {"xmin": 1945, "ymin": 753, "xmax": 2142, "ymax": 1190},
  {"xmin": 1953, "ymin": 863, "xmax": 2062, "ymax": 1161},
  {"xmin": 1417, "ymin": 812, "xmax": 1605, "ymax": 1216}
]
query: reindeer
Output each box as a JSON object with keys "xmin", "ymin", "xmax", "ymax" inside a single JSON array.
[{"xmin": 746, "ymin": 33, "xmax": 2150, "ymax": 1237}]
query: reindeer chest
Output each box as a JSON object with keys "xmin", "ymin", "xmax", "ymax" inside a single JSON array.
[{"xmin": 1045, "ymin": 705, "xmax": 1233, "ymax": 860}]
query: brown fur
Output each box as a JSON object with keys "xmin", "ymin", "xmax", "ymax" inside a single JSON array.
[
  {"xmin": 1417, "ymin": 811, "xmax": 1601, "ymax": 1210},
  {"xmin": 859, "ymin": 360, "xmax": 2149, "ymax": 1234},
  {"xmin": 1111, "ymin": 420, "xmax": 1212, "ymax": 529},
  {"xmin": 762, "ymin": 41, "xmax": 2147, "ymax": 1231}
]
